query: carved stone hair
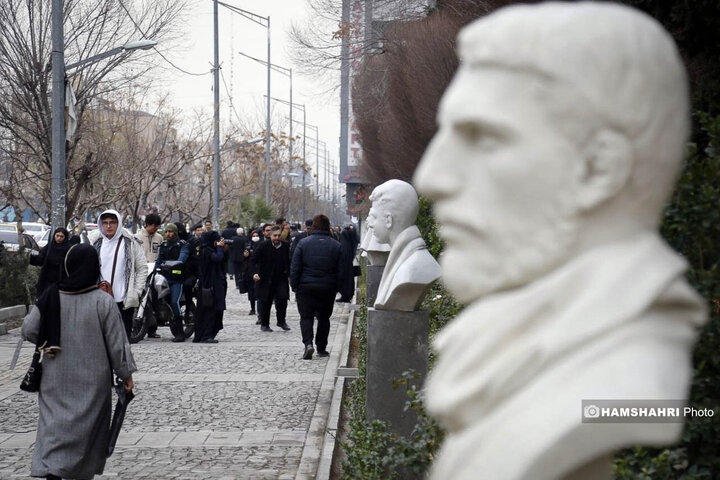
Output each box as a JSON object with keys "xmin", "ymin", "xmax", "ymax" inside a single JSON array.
[{"xmin": 459, "ymin": 2, "xmax": 689, "ymax": 226}]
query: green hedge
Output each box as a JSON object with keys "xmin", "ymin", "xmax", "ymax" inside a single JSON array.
[{"xmin": 0, "ymin": 243, "xmax": 37, "ymax": 308}]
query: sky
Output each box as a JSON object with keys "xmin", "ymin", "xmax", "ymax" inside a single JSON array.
[{"xmin": 154, "ymin": 0, "xmax": 341, "ymax": 182}]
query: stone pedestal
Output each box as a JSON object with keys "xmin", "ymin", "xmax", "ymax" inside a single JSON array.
[
  {"xmin": 366, "ymin": 265, "xmax": 384, "ymax": 307},
  {"xmin": 366, "ymin": 308, "xmax": 429, "ymax": 438}
]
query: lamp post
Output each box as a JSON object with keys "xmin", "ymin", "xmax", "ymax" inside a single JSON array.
[
  {"xmin": 238, "ymin": 52, "xmax": 293, "ymax": 185},
  {"xmin": 266, "ymin": 96, "xmax": 308, "ymax": 222},
  {"xmin": 51, "ymin": 0, "xmax": 157, "ymax": 229},
  {"xmin": 219, "ymin": 3, "xmax": 271, "ymax": 204},
  {"xmin": 216, "ymin": 3, "xmax": 271, "ymax": 213},
  {"xmin": 293, "ymin": 121, "xmax": 320, "ymax": 197}
]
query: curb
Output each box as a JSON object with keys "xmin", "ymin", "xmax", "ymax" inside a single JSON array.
[
  {"xmin": 316, "ymin": 306, "xmax": 357, "ymax": 479},
  {"xmin": 0, "ymin": 305, "xmax": 26, "ymax": 335}
]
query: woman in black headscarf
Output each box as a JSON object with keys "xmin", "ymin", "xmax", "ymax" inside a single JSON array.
[
  {"xmin": 22, "ymin": 244, "xmax": 137, "ymax": 480},
  {"xmin": 29, "ymin": 227, "xmax": 71, "ymax": 298},
  {"xmin": 193, "ymin": 230, "xmax": 227, "ymax": 343}
]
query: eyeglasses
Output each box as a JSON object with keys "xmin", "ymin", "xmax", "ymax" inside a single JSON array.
[{"xmin": 102, "ymin": 220, "xmax": 118, "ymax": 226}]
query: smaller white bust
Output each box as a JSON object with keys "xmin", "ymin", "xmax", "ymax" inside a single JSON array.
[
  {"xmin": 368, "ymin": 179, "xmax": 440, "ymax": 311},
  {"xmin": 359, "ymin": 220, "xmax": 391, "ymax": 266}
]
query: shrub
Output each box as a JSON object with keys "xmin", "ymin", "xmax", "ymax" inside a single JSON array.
[{"xmin": 0, "ymin": 243, "xmax": 37, "ymax": 308}]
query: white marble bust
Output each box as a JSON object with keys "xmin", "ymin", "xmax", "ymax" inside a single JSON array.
[
  {"xmin": 359, "ymin": 220, "xmax": 391, "ymax": 266},
  {"xmin": 368, "ymin": 179, "xmax": 440, "ymax": 311},
  {"xmin": 413, "ymin": 3, "xmax": 707, "ymax": 480}
]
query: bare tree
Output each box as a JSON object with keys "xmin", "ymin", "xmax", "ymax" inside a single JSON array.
[{"xmin": 0, "ymin": 0, "xmax": 187, "ymax": 225}]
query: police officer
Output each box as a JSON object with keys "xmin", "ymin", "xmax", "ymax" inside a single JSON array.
[{"xmin": 155, "ymin": 223, "xmax": 190, "ymax": 342}]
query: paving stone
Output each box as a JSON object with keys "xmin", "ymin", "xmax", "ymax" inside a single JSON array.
[{"xmin": 0, "ymin": 286, "xmax": 347, "ymax": 478}]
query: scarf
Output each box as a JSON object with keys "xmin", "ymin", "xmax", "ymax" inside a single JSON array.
[{"xmin": 36, "ymin": 244, "xmax": 102, "ymax": 352}]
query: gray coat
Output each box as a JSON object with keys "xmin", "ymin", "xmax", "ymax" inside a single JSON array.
[{"xmin": 22, "ymin": 289, "xmax": 137, "ymax": 479}]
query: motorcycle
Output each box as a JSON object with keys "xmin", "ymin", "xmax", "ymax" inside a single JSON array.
[{"xmin": 129, "ymin": 262, "xmax": 195, "ymax": 343}]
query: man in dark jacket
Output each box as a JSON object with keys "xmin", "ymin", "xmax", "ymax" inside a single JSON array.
[
  {"xmin": 251, "ymin": 225, "xmax": 291, "ymax": 332},
  {"xmin": 290, "ymin": 219, "xmax": 313, "ymax": 262},
  {"xmin": 290, "ymin": 214, "xmax": 342, "ymax": 360},
  {"xmin": 154, "ymin": 223, "xmax": 190, "ymax": 342}
]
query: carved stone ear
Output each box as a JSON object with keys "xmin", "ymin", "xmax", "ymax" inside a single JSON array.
[
  {"xmin": 576, "ymin": 129, "xmax": 632, "ymax": 211},
  {"xmin": 385, "ymin": 212, "xmax": 393, "ymax": 230}
]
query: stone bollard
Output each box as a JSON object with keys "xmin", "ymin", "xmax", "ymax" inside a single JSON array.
[
  {"xmin": 366, "ymin": 307, "xmax": 429, "ymax": 439},
  {"xmin": 365, "ymin": 265, "xmax": 384, "ymax": 307}
]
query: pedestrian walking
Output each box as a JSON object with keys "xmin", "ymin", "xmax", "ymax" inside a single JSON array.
[
  {"xmin": 251, "ymin": 225, "xmax": 291, "ymax": 332},
  {"xmin": 290, "ymin": 214, "xmax": 342, "ymax": 359},
  {"xmin": 245, "ymin": 229, "xmax": 262, "ymax": 316},
  {"xmin": 29, "ymin": 227, "xmax": 71, "ymax": 298},
  {"xmin": 134, "ymin": 213, "xmax": 163, "ymax": 338},
  {"xmin": 134, "ymin": 213, "xmax": 162, "ymax": 264},
  {"xmin": 22, "ymin": 243, "xmax": 136, "ymax": 480},
  {"xmin": 229, "ymin": 227, "xmax": 250, "ymax": 291},
  {"xmin": 89, "ymin": 209, "xmax": 148, "ymax": 337},
  {"xmin": 193, "ymin": 230, "xmax": 227, "ymax": 343},
  {"xmin": 290, "ymin": 219, "xmax": 312, "ymax": 262},
  {"xmin": 338, "ymin": 224, "xmax": 360, "ymax": 302}
]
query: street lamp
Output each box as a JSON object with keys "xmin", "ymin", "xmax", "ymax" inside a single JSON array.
[
  {"xmin": 239, "ymin": 52, "xmax": 293, "ymax": 186},
  {"xmin": 50, "ymin": 0, "xmax": 158, "ymax": 229},
  {"xmin": 64, "ymin": 40, "xmax": 157, "ymax": 71},
  {"xmin": 218, "ymin": 2, "xmax": 271, "ymax": 205},
  {"xmin": 266, "ymin": 96, "xmax": 308, "ymax": 222}
]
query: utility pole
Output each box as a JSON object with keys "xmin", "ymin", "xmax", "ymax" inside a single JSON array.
[
  {"xmin": 50, "ymin": 0, "xmax": 65, "ymax": 230},
  {"xmin": 212, "ymin": 0, "xmax": 221, "ymax": 229},
  {"xmin": 265, "ymin": 17, "xmax": 272, "ymax": 205}
]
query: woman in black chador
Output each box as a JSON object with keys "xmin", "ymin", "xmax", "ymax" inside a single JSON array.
[{"xmin": 30, "ymin": 227, "xmax": 71, "ymax": 298}]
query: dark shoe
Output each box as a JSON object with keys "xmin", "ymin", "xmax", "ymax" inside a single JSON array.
[
  {"xmin": 317, "ymin": 350, "xmax": 329, "ymax": 357},
  {"xmin": 261, "ymin": 326, "xmax": 273, "ymax": 332},
  {"xmin": 277, "ymin": 322, "xmax": 291, "ymax": 331},
  {"xmin": 255, "ymin": 319, "xmax": 261, "ymax": 325},
  {"xmin": 147, "ymin": 332, "xmax": 161, "ymax": 338},
  {"xmin": 249, "ymin": 310, "xmax": 256, "ymax": 315},
  {"xmin": 201, "ymin": 338, "xmax": 218, "ymax": 343},
  {"xmin": 303, "ymin": 344, "xmax": 314, "ymax": 360},
  {"xmin": 172, "ymin": 335, "xmax": 186, "ymax": 343}
]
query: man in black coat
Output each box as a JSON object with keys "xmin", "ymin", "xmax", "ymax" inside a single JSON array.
[
  {"xmin": 251, "ymin": 225, "xmax": 291, "ymax": 332},
  {"xmin": 290, "ymin": 219, "xmax": 313, "ymax": 262},
  {"xmin": 290, "ymin": 214, "xmax": 342, "ymax": 360}
]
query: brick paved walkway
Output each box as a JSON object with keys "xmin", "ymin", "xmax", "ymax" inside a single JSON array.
[{"xmin": 0, "ymin": 286, "xmax": 350, "ymax": 479}]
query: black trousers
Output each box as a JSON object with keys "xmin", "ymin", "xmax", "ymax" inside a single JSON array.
[
  {"xmin": 296, "ymin": 287, "xmax": 336, "ymax": 351},
  {"xmin": 117, "ymin": 302, "xmax": 134, "ymax": 338},
  {"xmin": 257, "ymin": 289, "xmax": 287, "ymax": 326}
]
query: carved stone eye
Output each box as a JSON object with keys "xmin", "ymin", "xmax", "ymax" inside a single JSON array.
[{"xmin": 455, "ymin": 121, "xmax": 484, "ymax": 143}]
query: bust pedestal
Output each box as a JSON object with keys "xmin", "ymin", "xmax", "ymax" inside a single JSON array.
[{"xmin": 366, "ymin": 308, "xmax": 429, "ymax": 438}]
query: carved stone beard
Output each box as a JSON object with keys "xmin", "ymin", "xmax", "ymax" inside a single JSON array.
[{"xmin": 440, "ymin": 198, "xmax": 579, "ymax": 304}]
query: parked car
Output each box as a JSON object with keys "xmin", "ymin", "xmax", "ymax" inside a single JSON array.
[
  {"xmin": 38, "ymin": 229, "xmax": 50, "ymax": 248},
  {"xmin": 0, "ymin": 231, "xmax": 40, "ymax": 252},
  {"xmin": 0, "ymin": 223, "xmax": 16, "ymax": 233},
  {"xmin": 19, "ymin": 222, "xmax": 50, "ymax": 243}
]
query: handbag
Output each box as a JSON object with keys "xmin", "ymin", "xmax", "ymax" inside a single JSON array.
[
  {"xmin": 352, "ymin": 265, "xmax": 361, "ymax": 277},
  {"xmin": 19, "ymin": 347, "xmax": 43, "ymax": 392}
]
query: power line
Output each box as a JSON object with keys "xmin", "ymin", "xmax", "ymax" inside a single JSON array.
[
  {"xmin": 118, "ymin": 0, "xmax": 211, "ymax": 77},
  {"xmin": 220, "ymin": 69, "xmax": 244, "ymax": 127}
]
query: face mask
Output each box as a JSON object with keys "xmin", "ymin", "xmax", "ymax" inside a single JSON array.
[{"xmin": 252, "ymin": 236, "xmax": 260, "ymax": 243}]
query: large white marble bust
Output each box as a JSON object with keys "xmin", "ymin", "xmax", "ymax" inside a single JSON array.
[
  {"xmin": 413, "ymin": 3, "xmax": 708, "ymax": 480},
  {"xmin": 368, "ymin": 179, "xmax": 440, "ymax": 311}
]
